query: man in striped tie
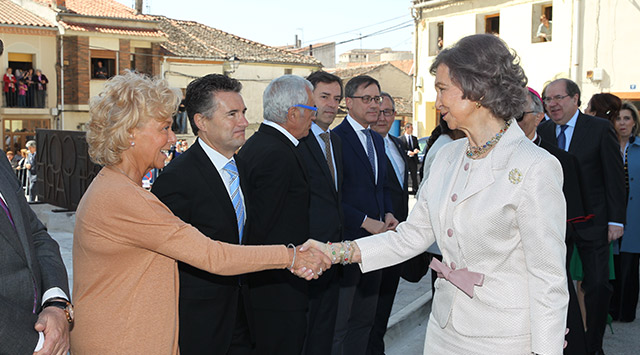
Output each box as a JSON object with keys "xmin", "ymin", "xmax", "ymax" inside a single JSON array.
[{"xmin": 152, "ymin": 74, "xmax": 253, "ymax": 355}]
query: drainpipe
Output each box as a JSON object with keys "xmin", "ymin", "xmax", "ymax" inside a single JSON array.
[
  {"xmin": 59, "ymin": 35, "xmax": 64, "ymax": 129},
  {"xmin": 570, "ymin": 0, "xmax": 582, "ymax": 85},
  {"xmin": 411, "ymin": 6, "xmax": 421, "ymax": 132}
]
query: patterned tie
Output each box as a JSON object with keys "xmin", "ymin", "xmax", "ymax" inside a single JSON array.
[
  {"xmin": 0, "ymin": 196, "xmax": 15, "ymax": 230},
  {"xmin": 319, "ymin": 132, "xmax": 336, "ymax": 187},
  {"xmin": 557, "ymin": 124, "xmax": 569, "ymax": 151},
  {"xmin": 223, "ymin": 160, "xmax": 244, "ymax": 243},
  {"xmin": 363, "ymin": 129, "xmax": 376, "ymax": 174},
  {"xmin": 384, "ymin": 139, "xmax": 403, "ymax": 188}
]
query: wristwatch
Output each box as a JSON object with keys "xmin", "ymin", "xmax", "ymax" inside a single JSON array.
[{"xmin": 42, "ymin": 298, "xmax": 74, "ymax": 324}]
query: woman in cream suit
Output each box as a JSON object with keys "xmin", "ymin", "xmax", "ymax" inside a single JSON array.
[{"xmin": 308, "ymin": 34, "xmax": 569, "ymax": 354}]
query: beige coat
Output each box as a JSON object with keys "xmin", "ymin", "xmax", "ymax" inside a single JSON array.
[{"xmin": 358, "ymin": 122, "xmax": 569, "ymax": 354}]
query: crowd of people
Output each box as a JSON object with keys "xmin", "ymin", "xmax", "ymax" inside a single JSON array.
[
  {"xmin": 3, "ymin": 67, "xmax": 49, "ymax": 108},
  {"xmin": 4, "ymin": 139, "xmax": 39, "ymax": 202},
  {"xmin": 1, "ymin": 33, "xmax": 639, "ymax": 355}
]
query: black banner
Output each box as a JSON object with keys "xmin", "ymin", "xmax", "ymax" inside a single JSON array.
[{"xmin": 35, "ymin": 129, "xmax": 102, "ymax": 210}]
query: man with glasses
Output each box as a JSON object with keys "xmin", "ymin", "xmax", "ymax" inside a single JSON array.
[
  {"xmin": 332, "ymin": 75, "xmax": 398, "ymax": 355},
  {"xmin": 538, "ymin": 78, "xmax": 625, "ymax": 355},
  {"xmin": 369, "ymin": 92, "xmax": 408, "ymax": 355},
  {"xmin": 298, "ymin": 71, "xmax": 344, "ymax": 355},
  {"xmin": 237, "ymin": 75, "xmax": 315, "ymax": 354}
]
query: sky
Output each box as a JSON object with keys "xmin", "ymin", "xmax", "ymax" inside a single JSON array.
[{"xmin": 114, "ymin": 0, "xmax": 415, "ymax": 59}]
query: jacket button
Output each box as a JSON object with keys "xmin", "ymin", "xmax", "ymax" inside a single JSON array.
[
  {"xmin": 451, "ymin": 193, "xmax": 458, "ymax": 202},
  {"xmin": 464, "ymin": 163, "xmax": 469, "ymax": 171},
  {"xmin": 447, "ymin": 229, "xmax": 453, "ymax": 237},
  {"xmin": 450, "ymin": 262, "xmax": 456, "ymax": 270}
]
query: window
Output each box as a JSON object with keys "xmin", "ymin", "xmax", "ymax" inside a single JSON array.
[
  {"xmin": 428, "ymin": 22, "xmax": 444, "ymax": 56},
  {"xmin": 3, "ymin": 118, "xmax": 50, "ymax": 152},
  {"xmin": 90, "ymin": 50, "xmax": 117, "ymax": 79},
  {"xmin": 485, "ymin": 14, "xmax": 500, "ymax": 35},
  {"xmin": 532, "ymin": 3, "xmax": 553, "ymax": 43}
]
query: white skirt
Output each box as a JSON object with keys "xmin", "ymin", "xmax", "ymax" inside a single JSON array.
[{"xmin": 424, "ymin": 312, "xmax": 531, "ymax": 355}]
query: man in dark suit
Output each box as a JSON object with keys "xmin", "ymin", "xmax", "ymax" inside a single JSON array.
[
  {"xmin": 152, "ymin": 74, "xmax": 253, "ymax": 355},
  {"xmin": 401, "ymin": 123, "xmax": 420, "ymax": 194},
  {"xmin": 0, "ymin": 156, "xmax": 72, "ymax": 354},
  {"xmin": 332, "ymin": 75, "xmax": 398, "ymax": 355},
  {"xmin": 299, "ymin": 71, "xmax": 344, "ymax": 355},
  {"xmin": 368, "ymin": 92, "xmax": 409, "ymax": 355},
  {"xmin": 538, "ymin": 78, "xmax": 626, "ymax": 355},
  {"xmin": 237, "ymin": 74, "xmax": 315, "ymax": 354},
  {"xmin": 519, "ymin": 87, "xmax": 588, "ymax": 355}
]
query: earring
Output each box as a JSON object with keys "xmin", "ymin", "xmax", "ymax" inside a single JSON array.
[
  {"xmin": 475, "ymin": 102, "xmax": 481, "ymax": 109},
  {"xmin": 130, "ymin": 141, "xmax": 135, "ymax": 147}
]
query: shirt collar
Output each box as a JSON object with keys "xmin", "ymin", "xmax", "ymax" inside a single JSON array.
[
  {"xmin": 346, "ymin": 114, "xmax": 369, "ymax": 132},
  {"xmin": 310, "ymin": 122, "xmax": 328, "ymax": 137},
  {"xmin": 197, "ymin": 138, "xmax": 234, "ymax": 172},
  {"xmin": 565, "ymin": 109, "xmax": 579, "ymax": 127},
  {"xmin": 263, "ymin": 120, "xmax": 299, "ymax": 146}
]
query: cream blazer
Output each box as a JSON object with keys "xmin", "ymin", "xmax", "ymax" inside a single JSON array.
[{"xmin": 358, "ymin": 121, "xmax": 569, "ymax": 354}]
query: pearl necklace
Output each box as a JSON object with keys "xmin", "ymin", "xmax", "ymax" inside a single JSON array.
[{"xmin": 466, "ymin": 120, "xmax": 511, "ymax": 159}]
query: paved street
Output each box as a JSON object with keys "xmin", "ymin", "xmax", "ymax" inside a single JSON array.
[{"xmin": 33, "ymin": 200, "xmax": 640, "ymax": 354}]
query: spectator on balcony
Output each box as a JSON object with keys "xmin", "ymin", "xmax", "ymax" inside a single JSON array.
[
  {"xmin": 34, "ymin": 70, "xmax": 48, "ymax": 108},
  {"xmin": 18, "ymin": 79, "xmax": 28, "ymax": 108},
  {"xmin": 24, "ymin": 69, "xmax": 35, "ymax": 107},
  {"xmin": 3, "ymin": 67, "xmax": 16, "ymax": 107}
]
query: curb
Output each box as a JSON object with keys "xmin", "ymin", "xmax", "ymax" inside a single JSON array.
[{"xmin": 384, "ymin": 289, "xmax": 432, "ymax": 346}]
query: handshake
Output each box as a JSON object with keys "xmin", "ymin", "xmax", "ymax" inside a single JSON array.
[{"xmin": 287, "ymin": 240, "xmax": 362, "ymax": 280}]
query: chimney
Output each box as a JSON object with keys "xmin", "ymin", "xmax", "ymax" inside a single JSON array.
[
  {"xmin": 308, "ymin": 44, "xmax": 313, "ymax": 56},
  {"xmin": 135, "ymin": 0, "xmax": 144, "ymax": 14},
  {"xmin": 294, "ymin": 35, "xmax": 299, "ymax": 49},
  {"xmin": 56, "ymin": 0, "xmax": 66, "ymax": 9}
]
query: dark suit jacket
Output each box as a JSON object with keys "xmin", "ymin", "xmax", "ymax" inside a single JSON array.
[
  {"xmin": 333, "ymin": 118, "xmax": 394, "ymax": 240},
  {"xmin": 298, "ymin": 130, "xmax": 344, "ymax": 243},
  {"xmin": 0, "ymin": 157, "xmax": 69, "ymax": 354},
  {"xmin": 386, "ymin": 135, "xmax": 409, "ymax": 221},
  {"xmin": 238, "ymin": 123, "xmax": 310, "ymax": 311},
  {"xmin": 151, "ymin": 139, "xmax": 248, "ymax": 351},
  {"xmin": 538, "ymin": 112, "xmax": 626, "ymax": 240},
  {"xmin": 401, "ymin": 134, "xmax": 420, "ymax": 166}
]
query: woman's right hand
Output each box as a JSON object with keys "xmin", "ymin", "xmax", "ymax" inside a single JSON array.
[{"xmin": 289, "ymin": 244, "xmax": 332, "ymax": 280}]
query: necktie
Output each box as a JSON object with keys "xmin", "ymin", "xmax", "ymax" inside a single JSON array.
[
  {"xmin": 223, "ymin": 160, "xmax": 244, "ymax": 243},
  {"xmin": 384, "ymin": 139, "xmax": 403, "ymax": 188},
  {"xmin": 557, "ymin": 124, "xmax": 569, "ymax": 151},
  {"xmin": 0, "ymin": 196, "xmax": 15, "ymax": 230},
  {"xmin": 363, "ymin": 129, "xmax": 376, "ymax": 174},
  {"xmin": 407, "ymin": 135, "xmax": 412, "ymax": 150},
  {"xmin": 319, "ymin": 132, "xmax": 336, "ymax": 187}
]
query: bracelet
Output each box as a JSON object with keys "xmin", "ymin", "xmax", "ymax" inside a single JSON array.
[
  {"xmin": 287, "ymin": 243, "xmax": 296, "ymax": 270},
  {"xmin": 326, "ymin": 242, "xmax": 338, "ymax": 264},
  {"xmin": 342, "ymin": 241, "xmax": 353, "ymax": 265}
]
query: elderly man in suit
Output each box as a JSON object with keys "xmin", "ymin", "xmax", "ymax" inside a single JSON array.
[
  {"xmin": 332, "ymin": 75, "xmax": 398, "ymax": 355},
  {"xmin": 152, "ymin": 74, "xmax": 252, "ymax": 355},
  {"xmin": 519, "ymin": 87, "xmax": 588, "ymax": 354},
  {"xmin": 368, "ymin": 91, "xmax": 409, "ymax": 355},
  {"xmin": 298, "ymin": 71, "xmax": 345, "ymax": 355},
  {"xmin": 0, "ymin": 155, "xmax": 72, "ymax": 354},
  {"xmin": 237, "ymin": 74, "xmax": 314, "ymax": 354},
  {"xmin": 538, "ymin": 78, "xmax": 626, "ymax": 355}
]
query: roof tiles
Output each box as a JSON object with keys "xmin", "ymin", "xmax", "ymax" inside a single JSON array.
[
  {"xmin": 60, "ymin": 21, "xmax": 164, "ymax": 37},
  {"xmin": 0, "ymin": 0, "xmax": 55, "ymax": 28},
  {"xmin": 33, "ymin": 0, "xmax": 153, "ymax": 20}
]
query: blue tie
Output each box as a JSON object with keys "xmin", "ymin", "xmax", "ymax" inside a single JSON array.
[
  {"xmin": 557, "ymin": 124, "xmax": 569, "ymax": 151},
  {"xmin": 384, "ymin": 139, "xmax": 403, "ymax": 188},
  {"xmin": 363, "ymin": 129, "xmax": 376, "ymax": 174},
  {"xmin": 223, "ymin": 160, "xmax": 244, "ymax": 243}
]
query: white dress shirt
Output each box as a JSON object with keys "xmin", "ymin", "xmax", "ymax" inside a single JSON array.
[
  {"xmin": 263, "ymin": 120, "xmax": 299, "ymax": 146},
  {"xmin": 383, "ymin": 134, "xmax": 405, "ymax": 186},
  {"xmin": 346, "ymin": 114, "xmax": 378, "ymax": 184}
]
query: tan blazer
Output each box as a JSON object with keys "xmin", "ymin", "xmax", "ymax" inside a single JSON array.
[{"xmin": 358, "ymin": 122, "xmax": 569, "ymax": 354}]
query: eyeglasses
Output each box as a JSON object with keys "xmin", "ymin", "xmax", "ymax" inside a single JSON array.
[
  {"xmin": 380, "ymin": 109, "xmax": 395, "ymax": 117},
  {"xmin": 292, "ymin": 104, "xmax": 317, "ymax": 116},
  {"xmin": 516, "ymin": 111, "xmax": 534, "ymax": 122},
  {"xmin": 349, "ymin": 95, "xmax": 383, "ymax": 104},
  {"xmin": 542, "ymin": 94, "xmax": 570, "ymax": 104}
]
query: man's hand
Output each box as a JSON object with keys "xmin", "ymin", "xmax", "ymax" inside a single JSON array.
[
  {"xmin": 34, "ymin": 307, "xmax": 70, "ymax": 355},
  {"xmin": 384, "ymin": 213, "xmax": 399, "ymax": 231},
  {"xmin": 608, "ymin": 225, "xmax": 624, "ymax": 242},
  {"xmin": 291, "ymin": 245, "xmax": 332, "ymax": 280},
  {"xmin": 362, "ymin": 217, "xmax": 386, "ymax": 235}
]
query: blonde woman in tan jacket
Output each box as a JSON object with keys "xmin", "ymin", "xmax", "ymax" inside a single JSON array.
[{"xmin": 70, "ymin": 71, "xmax": 330, "ymax": 354}]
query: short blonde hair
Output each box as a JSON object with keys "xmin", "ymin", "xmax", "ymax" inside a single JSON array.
[{"xmin": 87, "ymin": 71, "xmax": 180, "ymax": 166}]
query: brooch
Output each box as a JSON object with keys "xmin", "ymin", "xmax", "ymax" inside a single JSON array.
[{"xmin": 508, "ymin": 168, "xmax": 522, "ymax": 184}]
